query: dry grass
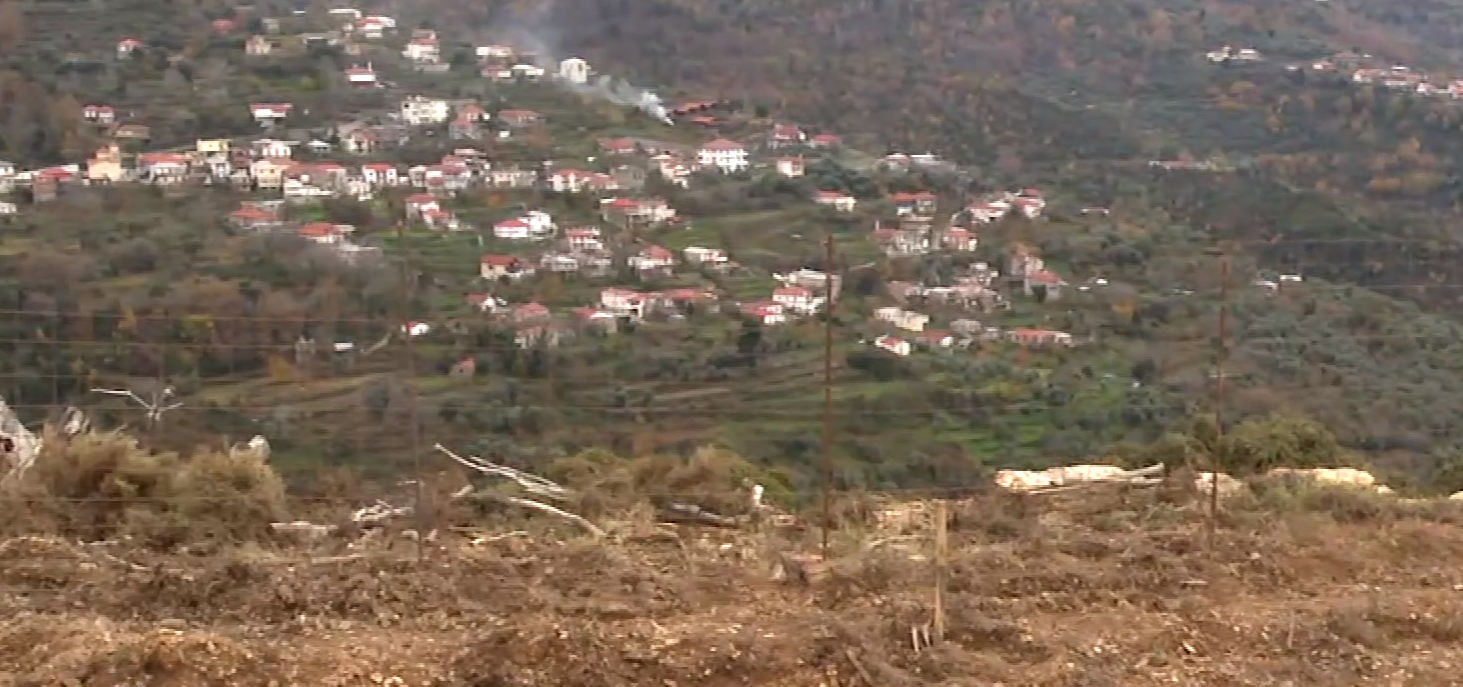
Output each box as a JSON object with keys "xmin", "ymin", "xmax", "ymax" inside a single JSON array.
[
  {"xmin": 6, "ymin": 453, "xmax": 1463, "ymax": 685},
  {"xmin": 3, "ymin": 483, "xmax": 1463, "ymax": 686}
]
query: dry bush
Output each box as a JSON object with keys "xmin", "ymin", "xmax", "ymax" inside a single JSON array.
[
  {"xmin": 1231, "ymin": 475, "xmax": 1397, "ymax": 524},
  {"xmin": 953, "ymin": 491, "xmax": 1040, "ymax": 541},
  {"xmin": 0, "ymin": 429, "xmax": 288, "ymax": 547},
  {"xmin": 172, "ymin": 448, "xmax": 288, "ymax": 543},
  {"xmin": 549, "ymin": 446, "xmax": 771, "ymax": 519}
]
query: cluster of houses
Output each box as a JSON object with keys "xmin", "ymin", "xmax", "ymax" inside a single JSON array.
[
  {"xmin": 867, "ymin": 189, "xmax": 1044, "ymax": 258},
  {"xmin": 227, "ymin": 200, "xmax": 382, "ymax": 262},
  {"xmin": 454, "ymin": 282, "xmax": 721, "ymax": 349},
  {"xmin": 1206, "ymin": 46, "xmax": 1264, "ymax": 64},
  {"xmin": 869, "ymin": 246, "xmax": 1077, "ymax": 357},
  {"xmin": 241, "ymin": 10, "xmax": 594, "ymax": 86},
  {"xmin": 9, "ymin": 22, "xmax": 1093, "ymax": 364},
  {"xmin": 77, "ymin": 140, "xmax": 542, "ymax": 199},
  {"xmin": 462, "ymin": 240, "xmax": 844, "ymax": 346},
  {"xmin": 1280, "ymin": 50, "xmax": 1463, "ymax": 100},
  {"xmin": 466, "ymin": 249, "xmax": 807, "ymax": 347},
  {"xmin": 0, "ymin": 91, "xmax": 553, "ymax": 205},
  {"xmin": 736, "ymin": 269, "xmax": 841, "ymax": 326}
]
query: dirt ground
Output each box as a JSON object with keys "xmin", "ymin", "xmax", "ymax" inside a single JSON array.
[{"xmin": 4, "ymin": 487, "xmax": 1463, "ymax": 687}]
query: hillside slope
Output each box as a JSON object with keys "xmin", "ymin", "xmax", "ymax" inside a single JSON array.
[{"xmin": 521, "ymin": 0, "xmax": 1463, "ymax": 158}]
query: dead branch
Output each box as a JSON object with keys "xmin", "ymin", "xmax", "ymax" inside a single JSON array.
[
  {"xmin": 844, "ymin": 648, "xmax": 877, "ymax": 687},
  {"xmin": 864, "ymin": 535, "xmax": 923, "ymax": 551},
  {"xmin": 433, "ymin": 443, "xmax": 570, "ymax": 501},
  {"xmin": 496, "ymin": 495, "xmax": 605, "ymax": 537},
  {"xmin": 352, "ymin": 500, "xmax": 412, "ymax": 524},
  {"xmin": 361, "ymin": 331, "xmax": 394, "ymax": 357},
  {"xmin": 1026, "ymin": 477, "xmax": 1163, "ymax": 496},
  {"xmin": 659, "ymin": 502, "xmax": 739, "ymax": 527},
  {"xmin": 468, "ymin": 530, "xmax": 529, "ymax": 545}
]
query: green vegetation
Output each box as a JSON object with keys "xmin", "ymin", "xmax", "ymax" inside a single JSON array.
[{"xmin": 5, "ymin": 0, "xmax": 1463, "ymax": 492}]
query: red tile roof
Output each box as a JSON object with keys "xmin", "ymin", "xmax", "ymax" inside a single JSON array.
[{"xmin": 701, "ymin": 138, "xmax": 744, "ymax": 151}]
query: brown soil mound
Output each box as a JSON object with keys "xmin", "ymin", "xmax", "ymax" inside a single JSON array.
[{"xmin": 3, "ymin": 489, "xmax": 1463, "ymax": 686}]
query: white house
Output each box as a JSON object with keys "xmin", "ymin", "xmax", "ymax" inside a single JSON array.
[
  {"xmin": 480, "ymin": 254, "xmax": 529, "ymax": 280},
  {"xmin": 814, "ymin": 191, "xmax": 857, "ymax": 212},
  {"xmin": 942, "ymin": 227, "xmax": 978, "ymax": 252},
  {"xmin": 116, "ymin": 38, "xmax": 143, "ymax": 58},
  {"xmin": 399, "ymin": 96, "xmax": 450, "ymax": 126},
  {"xmin": 772, "ymin": 285, "xmax": 823, "ymax": 314},
  {"xmin": 494, "ymin": 211, "xmax": 554, "ymax": 240},
  {"xmin": 298, "ymin": 222, "xmax": 350, "ymax": 245},
  {"xmin": 477, "ymin": 44, "xmax": 514, "ymax": 60},
  {"xmin": 697, "ymin": 138, "xmax": 748, "ymax": 173},
  {"xmin": 739, "ymin": 301, "xmax": 786, "ymax": 326},
  {"xmin": 683, "ymin": 246, "xmax": 727, "ymax": 265},
  {"xmin": 251, "ymin": 102, "xmax": 292, "ymax": 126},
  {"xmin": 776, "ymin": 157, "xmax": 805, "ymax": 178},
  {"xmin": 874, "ymin": 307, "xmax": 929, "ymax": 332},
  {"xmin": 403, "ymin": 38, "xmax": 440, "ymax": 63},
  {"xmin": 564, "ymin": 227, "xmax": 604, "ymax": 252},
  {"xmin": 254, "ymin": 139, "xmax": 296, "ymax": 159},
  {"xmin": 493, "ymin": 219, "xmax": 531, "ymax": 240},
  {"xmin": 874, "ymin": 336, "xmax": 911, "ymax": 357},
  {"xmin": 361, "ymin": 162, "xmax": 398, "ymax": 186},
  {"xmin": 352, "ymin": 15, "xmax": 395, "ymax": 39},
  {"xmin": 420, "ymin": 208, "xmax": 459, "ymax": 230},
  {"xmin": 511, "ymin": 63, "xmax": 545, "ymax": 79},
  {"xmin": 137, "ymin": 152, "xmax": 190, "ymax": 184},
  {"xmin": 601, "ymin": 287, "xmax": 650, "ymax": 320},
  {"xmin": 968, "ymin": 200, "xmax": 1009, "ymax": 224},
  {"xmin": 282, "ymin": 178, "xmax": 332, "ymax": 201},
  {"xmin": 82, "ymin": 105, "xmax": 116, "ymax": 124},
  {"xmin": 550, "ymin": 168, "xmax": 611, "ymax": 193},
  {"xmin": 345, "ymin": 65, "xmax": 378, "ymax": 86},
  {"xmin": 404, "ymin": 193, "xmax": 440, "ymax": 219},
  {"xmin": 559, "ymin": 57, "xmax": 590, "ymax": 84},
  {"xmin": 522, "ymin": 210, "xmax": 554, "ymax": 237},
  {"xmin": 628, "ymin": 245, "xmax": 676, "ymax": 272},
  {"xmin": 600, "ymin": 197, "xmax": 677, "ymax": 224}
]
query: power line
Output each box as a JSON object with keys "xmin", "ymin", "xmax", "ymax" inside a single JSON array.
[
  {"xmin": 0, "ymin": 329, "xmax": 1457, "ymax": 352},
  {"xmin": 0, "ymin": 400, "xmax": 1193, "ymax": 419},
  {"xmin": 0, "ymin": 485, "xmax": 996, "ymax": 504}
]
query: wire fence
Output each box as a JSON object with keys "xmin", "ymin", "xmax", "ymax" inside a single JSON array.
[{"xmin": 0, "ymin": 233, "xmax": 1456, "ymax": 517}]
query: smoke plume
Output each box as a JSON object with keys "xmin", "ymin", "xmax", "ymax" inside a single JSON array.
[{"xmin": 493, "ymin": 14, "xmax": 672, "ymax": 125}]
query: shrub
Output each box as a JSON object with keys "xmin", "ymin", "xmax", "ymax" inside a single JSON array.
[{"xmin": 1, "ymin": 428, "xmax": 288, "ymax": 547}]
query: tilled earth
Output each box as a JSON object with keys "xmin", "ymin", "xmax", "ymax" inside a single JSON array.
[{"xmin": 4, "ymin": 492, "xmax": 1463, "ymax": 686}]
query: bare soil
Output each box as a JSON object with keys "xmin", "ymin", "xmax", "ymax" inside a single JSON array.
[{"xmin": 4, "ymin": 488, "xmax": 1463, "ymax": 686}]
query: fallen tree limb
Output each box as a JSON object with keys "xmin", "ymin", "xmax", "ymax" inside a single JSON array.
[
  {"xmin": 844, "ymin": 648, "xmax": 877, "ymax": 687},
  {"xmin": 496, "ymin": 495, "xmax": 605, "ymax": 538},
  {"xmin": 1027, "ymin": 477, "xmax": 1163, "ymax": 496},
  {"xmin": 659, "ymin": 502, "xmax": 739, "ymax": 527},
  {"xmin": 864, "ymin": 535, "xmax": 923, "ymax": 551},
  {"xmin": 434, "ymin": 443, "xmax": 570, "ymax": 501}
]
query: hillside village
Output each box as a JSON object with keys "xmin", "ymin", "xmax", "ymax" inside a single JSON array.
[
  {"xmin": 7, "ymin": 0, "xmax": 1415, "ymax": 482},
  {"xmin": 1214, "ymin": 43, "xmax": 1463, "ymax": 101},
  {"xmin": 0, "ymin": 9, "xmax": 1085, "ymax": 368}
]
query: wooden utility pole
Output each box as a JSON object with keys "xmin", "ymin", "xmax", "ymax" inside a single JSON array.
[
  {"xmin": 933, "ymin": 499, "xmax": 948, "ymax": 643},
  {"xmin": 1209, "ymin": 250, "xmax": 1231, "ymax": 546},
  {"xmin": 820, "ymin": 234, "xmax": 836, "ymax": 560},
  {"xmin": 395, "ymin": 223, "xmax": 427, "ymax": 564}
]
